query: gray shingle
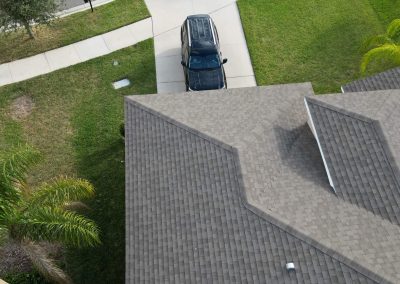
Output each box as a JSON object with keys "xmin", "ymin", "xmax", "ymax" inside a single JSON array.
[
  {"xmin": 125, "ymin": 85, "xmax": 400, "ymax": 283},
  {"xmin": 125, "ymin": 99, "xmax": 380, "ymax": 283},
  {"xmin": 305, "ymin": 97, "xmax": 400, "ymax": 225},
  {"xmin": 342, "ymin": 67, "xmax": 400, "ymax": 92}
]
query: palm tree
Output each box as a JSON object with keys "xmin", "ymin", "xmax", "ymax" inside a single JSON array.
[
  {"xmin": 361, "ymin": 19, "xmax": 400, "ymax": 75},
  {"xmin": 0, "ymin": 145, "xmax": 100, "ymax": 284}
]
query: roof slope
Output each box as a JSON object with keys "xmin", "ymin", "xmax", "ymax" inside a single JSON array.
[
  {"xmin": 126, "ymin": 84, "xmax": 400, "ymax": 283},
  {"xmin": 342, "ymin": 67, "xmax": 400, "ymax": 92},
  {"xmin": 305, "ymin": 97, "xmax": 400, "ymax": 225},
  {"xmin": 309, "ymin": 90, "xmax": 400, "ymax": 184},
  {"xmin": 125, "ymin": 98, "xmax": 378, "ymax": 283}
]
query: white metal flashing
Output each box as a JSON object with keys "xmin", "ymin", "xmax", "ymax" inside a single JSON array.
[{"xmin": 304, "ymin": 97, "xmax": 336, "ymax": 193}]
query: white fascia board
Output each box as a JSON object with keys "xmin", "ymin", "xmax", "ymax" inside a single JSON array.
[{"xmin": 304, "ymin": 97, "xmax": 336, "ymax": 193}]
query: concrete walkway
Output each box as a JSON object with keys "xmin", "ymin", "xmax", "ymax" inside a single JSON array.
[
  {"xmin": 145, "ymin": 0, "xmax": 256, "ymax": 93},
  {"xmin": 0, "ymin": 18, "xmax": 152, "ymax": 87}
]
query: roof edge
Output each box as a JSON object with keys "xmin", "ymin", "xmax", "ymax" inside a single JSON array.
[
  {"xmin": 305, "ymin": 96, "xmax": 374, "ymax": 123},
  {"xmin": 125, "ymin": 82, "xmax": 315, "ymax": 98}
]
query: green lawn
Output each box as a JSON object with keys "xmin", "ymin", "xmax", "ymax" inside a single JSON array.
[
  {"xmin": 0, "ymin": 0, "xmax": 149, "ymax": 64},
  {"xmin": 237, "ymin": 0, "xmax": 399, "ymax": 93},
  {"xmin": 367, "ymin": 0, "xmax": 400, "ymax": 26},
  {"xmin": 0, "ymin": 39, "xmax": 156, "ymax": 283}
]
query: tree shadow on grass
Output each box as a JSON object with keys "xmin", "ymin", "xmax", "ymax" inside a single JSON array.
[{"xmin": 66, "ymin": 139, "xmax": 125, "ymax": 284}]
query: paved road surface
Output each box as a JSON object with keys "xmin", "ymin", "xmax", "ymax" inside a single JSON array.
[{"xmin": 57, "ymin": 0, "xmax": 97, "ymax": 11}]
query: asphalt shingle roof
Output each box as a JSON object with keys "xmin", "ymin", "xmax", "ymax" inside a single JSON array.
[
  {"xmin": 342, "ymin": 67, "xmax": 400, "ymax": 92},
  {"xmin": 305, "ymin": 97, "xmax": 400, "ymax": 225},
  {"xmin": 126, "ymin": 84, "xmax": 400, "ymax": 283},
  {"xmin": 125, "ymin": 98, "xmax": 379, "ymax": 283}
]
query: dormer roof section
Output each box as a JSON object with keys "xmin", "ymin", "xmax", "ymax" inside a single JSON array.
[{"xmin": 305, "ymin": 95, "xmax": 400, "ymax": 225}]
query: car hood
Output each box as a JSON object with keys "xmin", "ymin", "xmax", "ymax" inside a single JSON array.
[{"xmin": 188, "ymin": 68, "xmax": 225, "ymax": 91}]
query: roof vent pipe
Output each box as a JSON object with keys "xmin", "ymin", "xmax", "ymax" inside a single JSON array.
[{"xmin": 286, "ymin": 262, "xmax": 295, "ymax": 272}]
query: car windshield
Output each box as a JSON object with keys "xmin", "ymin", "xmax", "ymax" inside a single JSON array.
[{"xmin": 189, "ymin": 54, "xmax": 220, "ymax": 70}]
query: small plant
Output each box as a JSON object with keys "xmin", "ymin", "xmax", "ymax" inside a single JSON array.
[{"xmin": 360, "ymin": 19, "xmax": 400, "ymax": 75}]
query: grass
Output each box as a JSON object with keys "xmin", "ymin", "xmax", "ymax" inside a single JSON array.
[
  {"xmin": 367, "ymin": 0, "xmax": 400, "ymax": 26},
  {"xmin": 237, "ymin": 0, "xmax": 399, "ymax": 93},
  {"xmin": 0, "ymin": 39, "xmax": 156, "ymax": 283},
  {"xmin": 0, "ymin": 0, "xmax": 149, "ymax": 64}
]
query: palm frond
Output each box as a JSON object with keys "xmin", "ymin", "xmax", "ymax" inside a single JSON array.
[
  {"xmin": 0, "ymin": 144, "xmax": 41, "ymax": 203},
  {"xmin": 20, "ymin": 240, "xmax": 72, "ymax": 284},
  {"xmin": 29, "ymin": 177, "xmax": 95, "ymax": 208},
  {"xmin": 18, "ymin": 207, "xmax": 100, "ymax": 248},
  {"xmin": 387, "ymin": 19, "xmax": 400, "ymax": 41},
  {"xmin": 361, "ymin": 44, "xmax": 400, "ymax": 75},
  {"xmin": 360, "ymin": 34, "xmax": 393, "ymax": 53}
]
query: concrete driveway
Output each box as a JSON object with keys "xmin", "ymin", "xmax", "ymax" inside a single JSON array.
[{"xmin": 145, "ymin": 0, "xmax": 256, "ymax": 93}]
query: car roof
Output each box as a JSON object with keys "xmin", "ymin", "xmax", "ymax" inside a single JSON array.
[{"xmin": 186, "ymin": 15, "xmax": 216, "ymax": 51}]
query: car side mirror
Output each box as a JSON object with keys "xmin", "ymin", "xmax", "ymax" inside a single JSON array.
[{"xmin": 222, "ymin": 58, "xmax": 228, "ymax": 64}]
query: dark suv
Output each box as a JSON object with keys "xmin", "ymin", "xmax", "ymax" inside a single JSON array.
[{"xmin": 180, "ymin": 15, "xmax": 228, "ymax": 91}]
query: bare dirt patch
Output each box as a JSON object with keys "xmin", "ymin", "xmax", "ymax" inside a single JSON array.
[{"xmin": 9, "ymin": 95, "xmax": 34, "ymax": 120}]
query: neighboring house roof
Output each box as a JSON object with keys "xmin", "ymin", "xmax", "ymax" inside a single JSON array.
[
  {"xmin": 125, "ymin": 84, "xmax": 400, "ymax": 283},
  {"xmin": 342, "ymin": 67, "xmax": 400, "ymax": 92}
]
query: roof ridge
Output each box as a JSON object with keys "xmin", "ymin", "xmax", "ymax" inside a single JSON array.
[
  {"xmin": 305, "ymin": 96, "xmax": 374, "ymax": 124},
  {"xmin": 370, "ymin": 120, "xmax": 400, "ymax": 193},
  {"xmin": 125, "ymin": 96, "xmax": 389, "ymax": 284}
]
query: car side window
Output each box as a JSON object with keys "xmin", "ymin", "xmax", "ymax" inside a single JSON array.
[
  {"xmin": 181, "ymin": 21, "xmax": 188, "ymax": 62},
  {"xmin": 184, "ymin": 25, "xmax": 190, "ymax": 63},
  {"xmin": 213, "ymin": 23, "xmax": 219, "ymax": 44},
  {"xmin": 182, "ymin": 22, "xmax": 186, "ymax": 42}
]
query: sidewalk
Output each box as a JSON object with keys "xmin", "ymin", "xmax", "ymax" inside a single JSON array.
[
  {"xmin": 145, "ymin": 0, "xmax": 256, "ymax": 93},
  {"xmin": 0, "ymin": 17, "xmax": 152, "ymax": 87}
]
